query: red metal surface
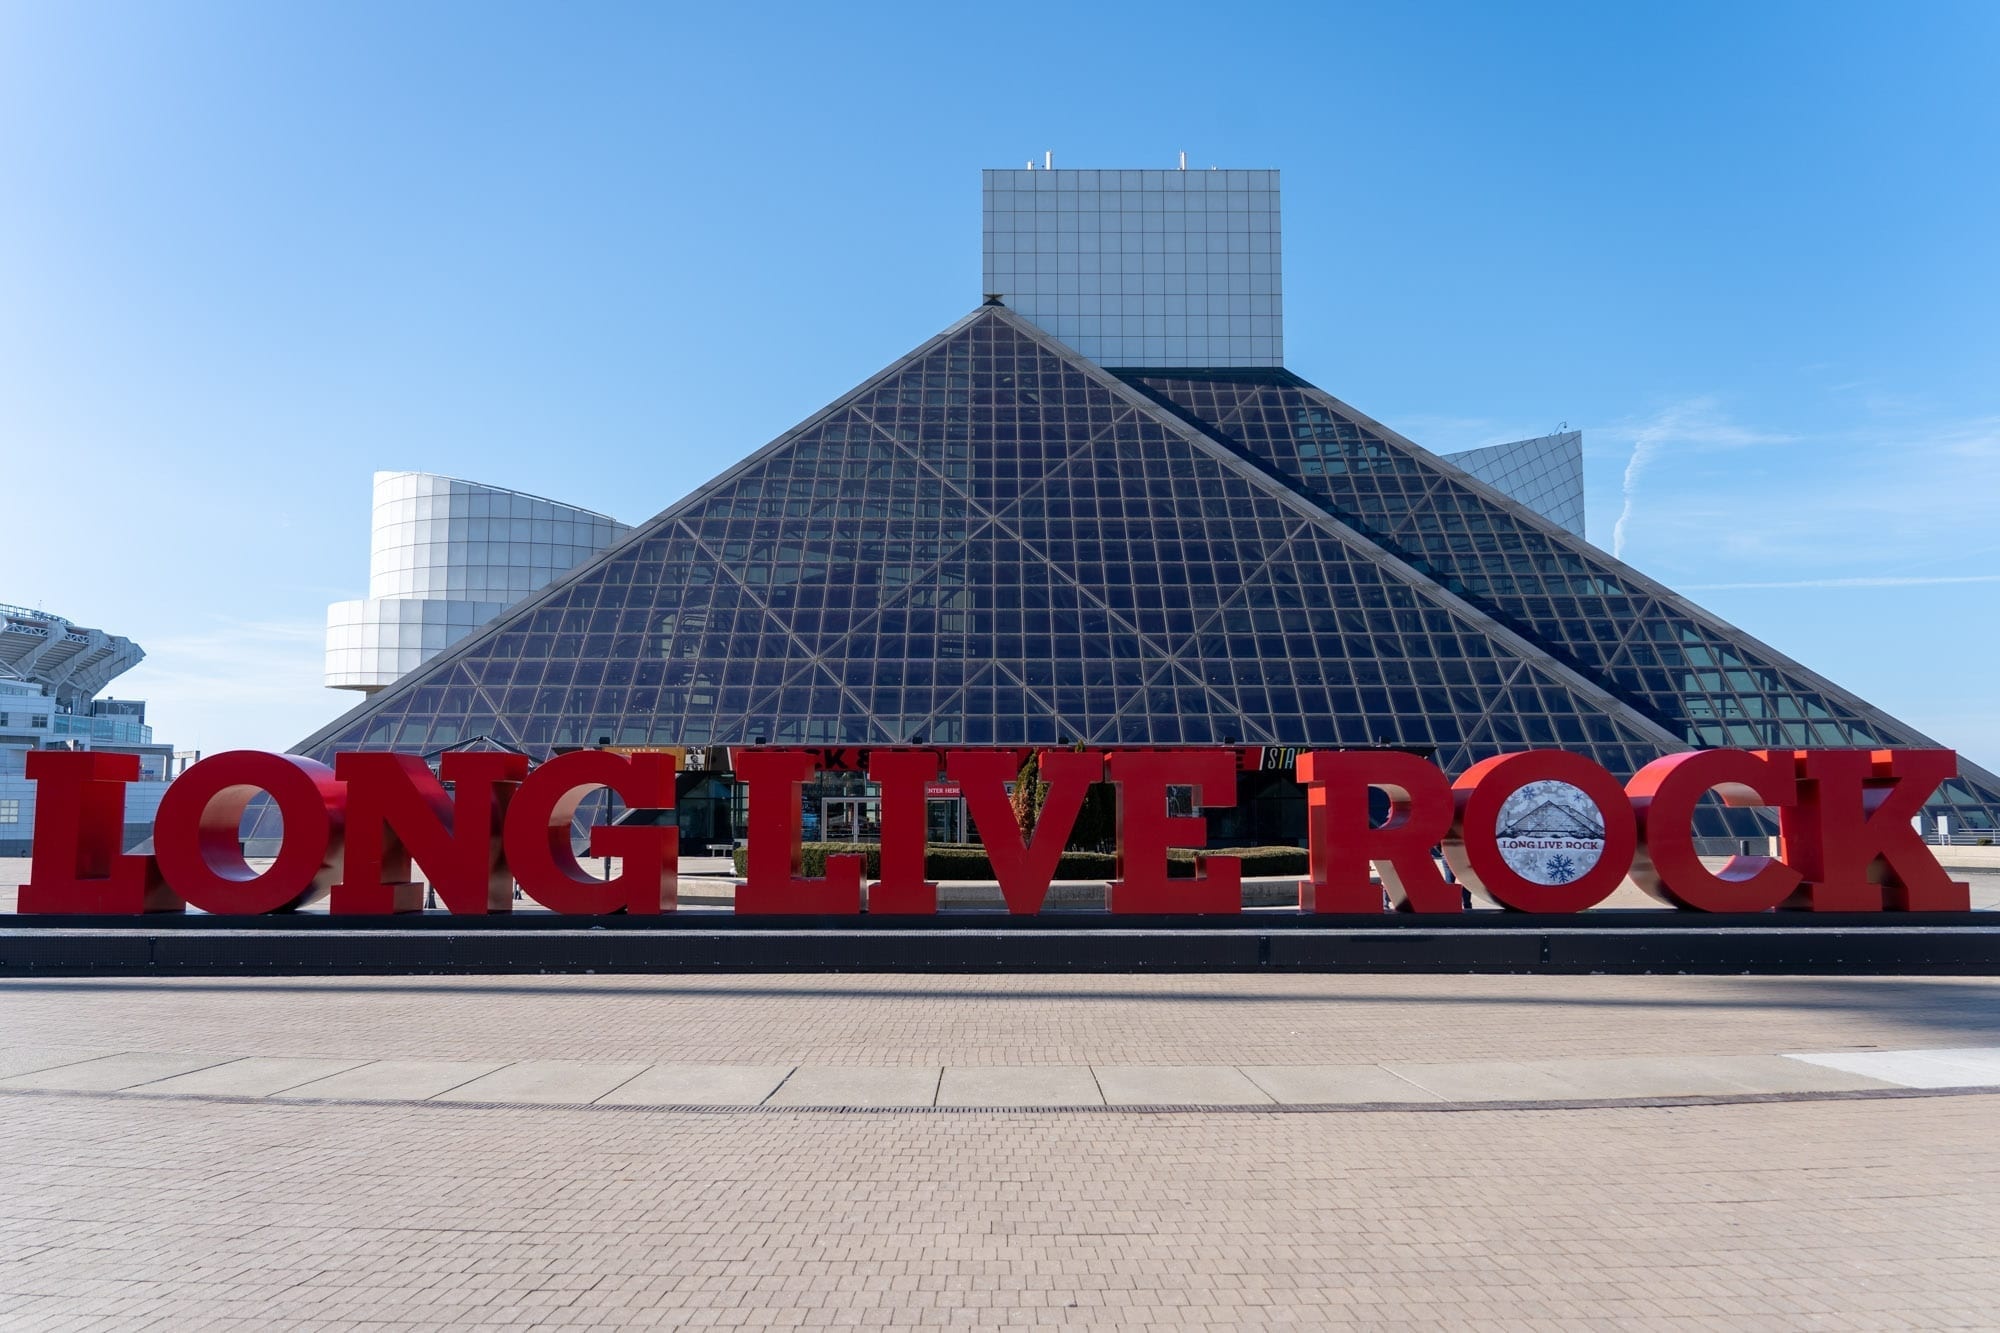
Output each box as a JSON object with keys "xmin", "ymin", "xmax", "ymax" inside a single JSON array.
[
  {"xmin": 1105, "ymin": 749, "xmax": 1241, "ymax": 914},
  {"xmin": 11, "ymin": 744, "xmax": 1978, "ymax": 919},
  {"xmin": 153, "ymin": 751, "xmax": 345, "ymax": 914},
  {"xmin": 1446, "ymin": 751, "xmax": 1639, "ymax": 913},
  {"xmin": 1296, "ymin": 749, "xmax": 1459, "ymax": 913},
  {"xmin": 952, "ymin": 748, "xmax": 1104, "ymax": 915},
  {"xmin": 334, "ymin": 752, "xmax": 525, "ymax": 914},
  {"xmin": 733, "ymin": 749, "xmax": 862, "ymax": 914},
  {"xmin": 1773, "ymin": 748, "xmax": 1970, "ymax": 912},
  {"xmin": 19, "ymin": 751, "xmax": 180, "ymax": 914},
  {"xmin": 865, "ymin": 749, "xmax": 941, "ymax": 915},
  {"xmin": 505, "ymin": 750, "xmax": 679, "ymax": 914},
  {"xmin": 1628, "ymin": 750, "xmax": 1802, "ymax": 911}
]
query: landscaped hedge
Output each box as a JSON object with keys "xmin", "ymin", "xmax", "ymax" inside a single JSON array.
[
  {"xmin": 1181, "ymin": 845, "xmax": 1309, "ymax": 877},
  {"xmin": 729, "ymin": 843, "xmax": 1308, "ymax": 880},
  {"xmin": 727, "ymin": 843, "xmax": 881, "ymax": 878}
]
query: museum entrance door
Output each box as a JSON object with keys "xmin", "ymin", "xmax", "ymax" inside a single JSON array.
[
  {"xmin": 821, "ymin": 797, "xmax": 881, "ymax": 843},
  {"xmin": 926, "ymin": 797, "xmax": 964, "ymax": 845}
]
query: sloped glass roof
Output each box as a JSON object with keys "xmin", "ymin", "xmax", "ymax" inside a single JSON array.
[
  {"xmin": 278, "ymin": 305, "xmax": 1999, "ymax": 837},
  {"xmin": 1120, "ymin": 369, "xmax": 2000, "ymax": 829}
]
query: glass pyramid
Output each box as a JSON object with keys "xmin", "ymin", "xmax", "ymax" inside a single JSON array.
[{"xmin": 277, "ymin": 305, "xmax": 2000, "ymax": 839}]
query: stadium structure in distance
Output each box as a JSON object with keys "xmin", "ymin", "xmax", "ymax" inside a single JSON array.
[{"xmin": 0, "ymin": 602, "xmax": 185, "ymax": 855}]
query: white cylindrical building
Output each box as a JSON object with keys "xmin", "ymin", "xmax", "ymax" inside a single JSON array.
[{"xmin": 325, "ymin": 472, "xmax": 629, "ymax": 692}]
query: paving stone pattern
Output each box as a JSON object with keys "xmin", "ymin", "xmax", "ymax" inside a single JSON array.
[
  {"xmin": 3, "ymin": 972, "xmax": 1998, "ymax": 1068},
  {"xmin": 0, "ymin": 1092, "xmax": 1995, "ymax": 1328},
  {"xmin": 4, "ymin": 855, "xmax": 1999, "ymax": 1326}
]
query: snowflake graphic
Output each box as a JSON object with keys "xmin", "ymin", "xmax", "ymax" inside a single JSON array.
[{"xmin": 1543, "ymin": 853, "xmax": 1578, "ymax": 883}]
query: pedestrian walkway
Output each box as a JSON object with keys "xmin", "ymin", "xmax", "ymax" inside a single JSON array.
[
  {"xmin": 3, "ymin": 971, "xmax": 1997, "ymax": 1328},
  {"xmin": 3, "ymin": 1041, "xmax": 1996, "ymax": 1110}
]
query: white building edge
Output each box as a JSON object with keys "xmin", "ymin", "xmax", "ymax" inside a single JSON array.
[{"xmin": 326, "ymin": 471, "xmax": 630, "ymax": 694}]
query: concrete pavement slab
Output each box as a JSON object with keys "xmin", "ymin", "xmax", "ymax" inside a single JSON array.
[
  {"xmin": 427, "ymin": 1060, "xmax": 652, "ymax": 1104},
  {"xmin": 1786, "ymin": 1050, "xmax": 2000, "ymax": 1089},
  {"xmin": 0, "ymin": 1046, "xmax": 120, "ymax": 1080},
  {"xmin": 1649, "ymin": 1052, "xmax": 1899, "ymax": 1093},
  {"xmin": 0, "ymin": 1052, "xmax": 235, "ymax": 1092},
  {"xmin": 936, "ymin": 1066, "xmax": 1104, "ymax": 1106},
  {"xmin": 271, "ymin": 1059, "xmax": 510, "ymax": 1102},
  {"xmin": 764, "ymin": 1066, "xmax": 941, "ymax": 1107},
  {"xmin": 1524, "ymin": 1055, "xmax": 1827, "ymax": 1099},
  {"xmin": 594, "ymin": 1064, "xmax": 795, "ymax": 1106},
  {"xmin": 1094, "ymin": 1065, "xmax": 1273, "ymax": 1105},
  {"xmin": 136, "ymin": 1057, "xmax": 371, "ymax": 1097},
  {"xmin": 1890, "ymin": 1046, "xmax": 2000, "ymax": 1080},
  {"xmin": 1385, "ymin": 1060, "xmax": 1594, "ymax": 1102},
  {"xmin": 1240, "ymin": 1064, "xmax": 1444, "ymax": 1104}
]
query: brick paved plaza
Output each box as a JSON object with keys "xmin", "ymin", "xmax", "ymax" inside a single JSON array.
[{"xmin": 1, "ymin": 967, "xmax": 1997, "ymax": 1329}]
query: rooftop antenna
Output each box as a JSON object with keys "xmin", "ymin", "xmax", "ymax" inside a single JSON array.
[
  {"xmin": 1026, "ymin": 159, "xmax": 1034, "ymax": 169},
  {"xmin": 1178, "ymin": 150, "xmax": 1187, "ymax": 170},
  {"xmin": 1044, "ymin": 150, "xmax": 1053, "ymax": 169}
]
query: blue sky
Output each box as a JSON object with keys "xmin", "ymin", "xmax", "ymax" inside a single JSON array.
[{"xmin": 4, "ymin": 1, "xmax": 1996, "ymax": 767}]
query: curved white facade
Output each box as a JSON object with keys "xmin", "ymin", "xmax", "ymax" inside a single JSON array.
[{"xmin": 326, "ymin": 472, "xmax": 628, "ymax": 692}]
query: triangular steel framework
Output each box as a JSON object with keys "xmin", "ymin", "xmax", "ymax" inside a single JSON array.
[{"xmin": 275, "ymin": 305, "xmax": 2000, "ymax": 838}]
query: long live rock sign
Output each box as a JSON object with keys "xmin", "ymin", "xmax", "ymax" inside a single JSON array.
[{"xmin": 16, "ymin": 744, "xmax": 1970, "ymax": 918}]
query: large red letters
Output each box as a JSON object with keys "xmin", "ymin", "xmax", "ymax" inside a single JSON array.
[
  {"xmin": 12, "ymin": 744, "xmax": 1974, "ymax": 916},
  {"xmin": 1445, "ymin": 751, "xmax": 1639, "ymax": 913},
  {"xmin": 1295, "ymin": 749, "xmax": 1459, "ymax": 913},
  {"xmin": 1105, "ymin": 749, "xmax": 1241, "ymax": 914},
  {"xmin": 952, "ymin": 748, "xmax": 1104, "ymax": 914},
  {"xmin": 1768, "ymin": 749, "xmax": 1969, "ymax": 912},
  {"xmin": 503, "ymin": 750, "xmax": 679, "ymax": 914},
  {"xmin": 153, "ymin": 751, "xmax": 348, "ymax": 914},
  {"xmin": 19, "ymin": 751, "xmax": 179, "ymax": 913},
  {"xmin": 334, "ymin": 752, "xmax": 526, "ymax": 914},
  {"xmin": 733, "ymin": 748, "xmax": 861, "ymax": 914},
  {"xmin": 1627, "ymin": 750, "xmax": 1801, "ymax": 912},
  {"xmin": 866, "ymin": 748, "xmax": 941, "ymax": 914}
]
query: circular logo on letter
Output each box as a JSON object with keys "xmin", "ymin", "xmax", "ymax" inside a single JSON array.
[{"xmin": 1493, "ymin": 780, "xmax": 1608, "ymax": 886}]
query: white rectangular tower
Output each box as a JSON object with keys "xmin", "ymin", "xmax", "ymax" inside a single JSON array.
[{"xmin": 982, "ymin": 166, "xmax": 1282, "ymax": 367}]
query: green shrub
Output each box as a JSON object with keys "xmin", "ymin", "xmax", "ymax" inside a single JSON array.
[
  {"xmin": 1181, "ymin": 845, "xmax": 1310, "ymax": 877},
  {"xmin": 727, "ymin": 842, "xmax": 1309, "ymax": 880},
  {"xmin": 729, "ymin": 843, "xmax": 879, "ymax": 877}
]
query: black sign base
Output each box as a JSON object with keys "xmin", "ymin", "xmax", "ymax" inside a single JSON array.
[{"xmin": 1, "ymin": 912, "xmax": 1995, "ymax": 976}]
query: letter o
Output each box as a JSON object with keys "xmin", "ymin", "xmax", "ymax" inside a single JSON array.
[
  {"xmin": 153, "ymin": 752, "xmax": 347, "ymax": 914},
  {"xmin": 1448, "ymin": 751, "xmax": 1637, "ymax": 913}
]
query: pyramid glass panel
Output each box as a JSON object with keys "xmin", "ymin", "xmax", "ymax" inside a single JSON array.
[
  {"xmin": 1122, "ymin": 370, "xmax": 2000, "ymax": 829},
  {"xmin": 264, "ymin": 301, "xmax": 1995, "ymax": 845},
  {"xmin": 279, "ymin": 306, "xmax": 1763, "ymax": 831}
]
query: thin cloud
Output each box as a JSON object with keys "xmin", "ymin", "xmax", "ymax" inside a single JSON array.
[
  {"xmin": 1683, "ymin": 574, "xmax": 2000, "ymax": 591},
  {"xmin": 1609, "ymin": 398, "xmax": 1795, "ymax": 558},
  {"xmin": 113, "ymin": 615, "xmax": 338, "ymax": 755}
]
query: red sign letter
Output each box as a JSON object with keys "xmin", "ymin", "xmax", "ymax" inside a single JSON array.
[
  {"xmin": 1106, "ymin": 749, "xmax": 1241, "ymax": 914},
  {"xmin": 951, "ymin": 748, "xmax": 1103, "ymax": 914},
  {"xmin": 1628, "ymin": 750, "xmax": 1801, "ymax": 912},
  {"xmin": 1770, "ymin": 749, "xmax": 1968, "ymax": 911},
  {"xmin": 20, "ymin": 751, "xmax": 179, "ymax": 914},
  {"xmin": 503, "ymin": 750, "xmax": 679, "ymax": 914},
  {"xmin": 732, "ymin": 749, "xmax": 859, "ymax": 914},
  {"xmin": 867, "ymin": 748, "xmax": 940, "ymax": 914},
  {"xmin": 1296, "ymin": 749, "xmax": 1458, "ymax": 913},
  {"xmin": 152, "ymin": 752, "xmax": 346, "ymax": 915},
  {"xmin": 1447, "ymin": 751, "xmax": 1637, "ymax": 913},
  {"xmin": 333, "ymin": 752, "xmax": 527, "ymax": 914}
]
